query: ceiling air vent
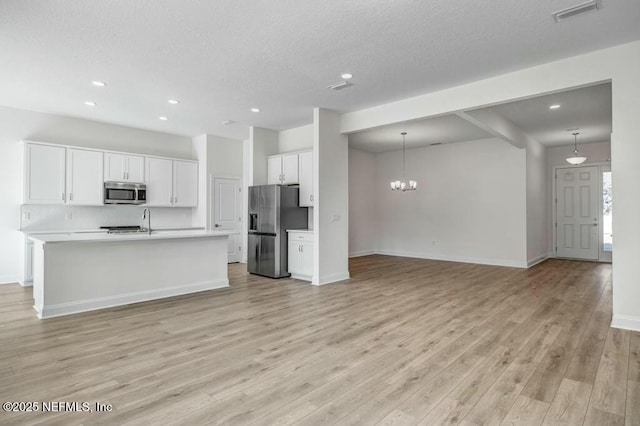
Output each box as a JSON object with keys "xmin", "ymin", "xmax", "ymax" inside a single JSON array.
[
  {"xmin": 552, "ymin": 1, "xmax": 601, "ymax": 22},
  {"xmin": 327, "ymin": 81, "xmax": 353, "ymax": 91},
  {"xmin": 430, "ymin": 142, "xmax": 442, "ymax": 146}
]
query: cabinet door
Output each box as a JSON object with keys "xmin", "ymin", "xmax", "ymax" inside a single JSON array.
[
  {"xmin": 173, "ymin": 160, "xmax": 198, "ymax": 207},
  {"xmin": 267, "ymin": 156, "xmax": 282, "ymax": 184},
  {"xmin": 288, "ymin": 241, "xmax": 301, "ymax": 275},
  {"xmin": 67, "ymin": 148, "xmax": 104, "ymax": 205},
  {"xmin": 126, "ymin": 155, "xmax": 145, "ymax": 183},
  {"xmin": 301, "ymin": 240, "xmax": 314, "ymax": 278},
  {"xmin": 104, "ymin": 153, "xmax": 126, "ymax": 181},
  {"xmin": 24, "ymin": 143, "xmax": 66, "ymax": 204},
  {"xmin": 281, "ymin": 153, "xmax": 299, "ymax": 184},
  {"xmin": 298, "ymin": 151, "xmax": 313, "ymax": 206},
  {"xmin": 145, "ymin": 157, "xmax": 174, "ymax": 207}
]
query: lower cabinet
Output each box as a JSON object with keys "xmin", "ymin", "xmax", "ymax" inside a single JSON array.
[{"xmin": 287, "ymin": 231, "xmax": 313, "ymax": 281}]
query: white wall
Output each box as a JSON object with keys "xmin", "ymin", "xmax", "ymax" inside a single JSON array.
[
  {"xmin": 373, "ymin": 138, "xmax": 527, "ymax": 267},
  {"xmin": 526, "ymin": 138, "xmax": 548, "ymax": 265},
  {"xmin": 278, "ymin": 124, "xmax": 313, "ymax": 153},
  {"xmin": 249, "ymin": 127, "xmax": 279, "ymax": 186},
  {"xmin": 0, "ymin": 106, "xmax": 192, "ymax": 284},
  {"xmin": 313, "ymin": 109, "xmax": 349, "ymax": 285},
  {"xmin": 348, "ymin": 148, "xmax": 376, "ymax": 257},
  {"xmin": 340, "ymin": 40, "xmax": 640, "ymax": 331}
]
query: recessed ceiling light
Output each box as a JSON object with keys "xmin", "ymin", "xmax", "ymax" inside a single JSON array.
[
  {"xmin": 549, "ymin": 104, "xmax": 561, "ymax": 109},
  {"xmin": 84, "ymin": 101, "xmax": 96, "ymax": 107},
  {"xmin": 250, "ymin": 108, "xmax": 260, "ymax": 113},
  {"xmin": 92, "ymin": 81, "xmax": 107, "ymax": 87},
  {"xmin": 168, "ymin": 99, "xmax": 179, "ymax": 105},
  {"xmin": 158, "ymin": 116, "xmax": 168, "ymax": 121},
  {"xmin": 341, "ymin": 73, "xmax": 353, "ymax": 79}
]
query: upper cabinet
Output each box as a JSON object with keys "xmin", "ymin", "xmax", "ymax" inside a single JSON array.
[
  {"xmin": 267, "ymin": 153, "xmax": 299, "ymax": 185},
  {"xmin": 104, "ymin": 153, "xmax": 145, "ymax": 183},
  {"xmin": 24, "ymin": 143, "xmax": 66, "ymax": 205},
  {"xmin": 145, "ymin": 157, "xmax": 174, "ymax": 207},
  {"xmin": 145, "ymin": 157, "xmax": 198, "ymax": 207},
  {"xmin": 66, "ymin": 148, "xmax": 104, "ymax": 205},
  {"xmin": 266, "ymin": 150, "xmax": 313, "ymax": 207},
  {"xmin": 22, "ymin": 141, "xmax": 199, "ymax": 208},
  {"xmin": 173, "ymin": 160, "xmax": 198, "ymax": 207},
  {"xmin": 298, "ymin": 150, "xmax": 313, "ymax": 207}
]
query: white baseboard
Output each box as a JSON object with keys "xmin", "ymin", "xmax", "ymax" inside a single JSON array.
[
  {"xmin": 374, "ymin": 249, "xmax": 528, "ymax": 268},
  {"xmin": 349, "ymin": 250, "xmax": 376, "ymax": 258},
  {"xmin": 19, "ymin": 280, "xmax": 33, "ymax": 287},
  {"xmin": 0, "ymin": 275, "xmax": 19, "ymax": 285},
  {"xmin": 312, "ymin": 271, "xmax": 351, "ymax": 286},
  {"xmin": 611, "ymin": 315, "xmax": 640, "ymax": 332},
  {"xmin": 34, "ymin": 279, "xmax": 229, "ymax": 319},
  {"xmin": 527, "ymin": 253, "xmax": 551, "ymax": 268},
  {"xmin": 290, "ymin": 273, "xmax": 312, "ymax": 282}
]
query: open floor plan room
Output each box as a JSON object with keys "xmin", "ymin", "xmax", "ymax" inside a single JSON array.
[{"xmin": 1, "ymin": 257, "xmax": 637, "ymax": 425}]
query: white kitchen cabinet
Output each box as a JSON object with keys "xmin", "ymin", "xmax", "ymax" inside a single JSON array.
[
  {"xmin": 145, "ymin": 157, "xmax": 198, "ymax": 207},
  {"xmin": 173, "ymin": 160, "xmax": 198, "ymax": 207},
  {"xmin": 267, "ymin": 153, "xmax": 299, "ymax": 185},
  {"xmin": 298, "ymin": 150, "xmax": 313, "ymax": 207},
  {"xmin": 267, "ymin": 157, "xmax": 282, "ymax": 185},
  {"xmin": 104, "ymin": 153, "xmax": 145, "ymax": 183},
  {"xmin": 66, "ymin": 148, "xmax": 104, "ymax": 205},
  {"xmin": 145, "ymin": 157, "xmax": 174, "ymax": 206},
  {"xmin": 24, "ymin": 143, "xmax": 66, "ymax": 204},
  {"xmin": 287, "ymin": 231, "xmax": 313, "ymax": 281}
]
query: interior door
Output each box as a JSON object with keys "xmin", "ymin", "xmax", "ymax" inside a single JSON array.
[
  {"xmin": 556, "ymin": 166, "xmax": 599, "ymax": 260},
  {"xmin": 213, "ymin": 177, "xmax": 242, "ymax": 263}
]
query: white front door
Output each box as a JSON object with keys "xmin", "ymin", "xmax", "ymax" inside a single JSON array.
[
  {"xmin": 213, "ymin": 178, "xmax": 242, "ymax": 263},
  {"xmin": 556, "ymin": 166, "xmax": 599, "ymax": 260}
]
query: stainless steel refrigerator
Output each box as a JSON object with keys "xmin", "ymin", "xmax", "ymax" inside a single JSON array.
[{"xmin": 248, "ymin": 185, "xmax": 308, "ymax": 278}]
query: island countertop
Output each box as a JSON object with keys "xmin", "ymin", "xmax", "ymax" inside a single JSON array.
[{"xmin": 28, "ymin": 229, "xmax": 233, "ymax": 244}]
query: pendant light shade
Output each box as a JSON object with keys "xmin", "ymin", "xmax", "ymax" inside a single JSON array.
[
  {"xmin": 390, "ymin": 132, "xmax": 417, "ymax": 191},
  {"xmin": 566, "ymin": 132, "xmax": 587, "ymax": 165}
]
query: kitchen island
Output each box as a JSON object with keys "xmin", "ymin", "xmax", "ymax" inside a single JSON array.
[{"xmin": 29, "ymin": 230, "xmax": 232, "ymax": 319}]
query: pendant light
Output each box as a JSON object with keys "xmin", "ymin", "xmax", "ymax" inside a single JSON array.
[
  {"xmin": 566, "ymin": 132, "xmax": 587, "ymax": 165},
  {"xmin": 390, "ymin": 132, "xmax": 417, "ymax": 191}
]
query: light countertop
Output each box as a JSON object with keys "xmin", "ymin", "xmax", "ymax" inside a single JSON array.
[
  {"xmin": 21, "ymin": 227, "xmax": 204, "ymax": 235},
  {"xmin": 28, "ymin": 229, "xmax": 232, "ymax": 244},
  {"xmin": 286, "ymin": 229, "xmax": 314, "ymax": 234}
]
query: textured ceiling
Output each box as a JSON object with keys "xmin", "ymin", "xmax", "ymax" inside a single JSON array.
[
  {"xmin": 348, "ymin": 115, "xmax": 491, "ymax": 153},
  {"xmin": 0, "ymin": 1, "xmax": 638, "ymax": 140},
  {"xmin": 488, "ymin": 83, "xmax": 612, "ymax": 146}
]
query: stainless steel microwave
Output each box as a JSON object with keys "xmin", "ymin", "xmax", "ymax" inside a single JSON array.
[{"xmin": 104, "ymin": 181, "xmax": 147, "ymax": 205}]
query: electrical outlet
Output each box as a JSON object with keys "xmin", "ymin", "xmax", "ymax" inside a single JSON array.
[
  {"xmin": 65, "ymin": 213, "xmax": 73, "ymax": 220},
  {"xmin": 331, "ymin": 214, "xmax": 341, "ymax": 222},
  {"xmin": 22, "ymin": 212, "xmax": 30, "ymax": 220}
]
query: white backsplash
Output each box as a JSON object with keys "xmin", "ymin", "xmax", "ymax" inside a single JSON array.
[{"xmin": 20, "ymin": 205, "xmax": 194, "ymax": 232}]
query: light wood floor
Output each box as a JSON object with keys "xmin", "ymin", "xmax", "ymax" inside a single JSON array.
[{"xmin": 0, "ymin": 256, "xmax": 638, "ymax": 425}]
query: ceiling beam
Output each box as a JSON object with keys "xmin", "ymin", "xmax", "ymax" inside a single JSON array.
[{"xmin": 455, "ymin": 108, "xmax": 537, "ymax": 149}]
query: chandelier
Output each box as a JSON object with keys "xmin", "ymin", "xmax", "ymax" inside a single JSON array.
[
  {"xmin": 566, "ymin": 132, "xmax": 587, "ymax": 165},
  {"xmin": 390, "ymin": 132, "xmax": 417, "ymax": 191}
]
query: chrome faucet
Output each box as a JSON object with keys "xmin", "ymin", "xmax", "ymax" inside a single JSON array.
[{"xmin": 142, "ymin": 208, "xmax": 152, "ymax": 234}]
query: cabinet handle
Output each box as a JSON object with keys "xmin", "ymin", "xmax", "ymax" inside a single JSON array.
[
  {"xmin": 174, "ymin": 196, "xmax": 178, "ymax": 204},
  {"xmin": 70, "ymin": 193, "xmax": 73, "ymax": 201},
  {"xmin": 62, "ymin": 192, "xmax": 65, "ymax": 201},
  {"xmin": 301, "ymin": 245, "xmax": 303, "ymax": 253},
  {"xmin": 310, "ymin": 194, "xmax": 314, "ymax": 202}
]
